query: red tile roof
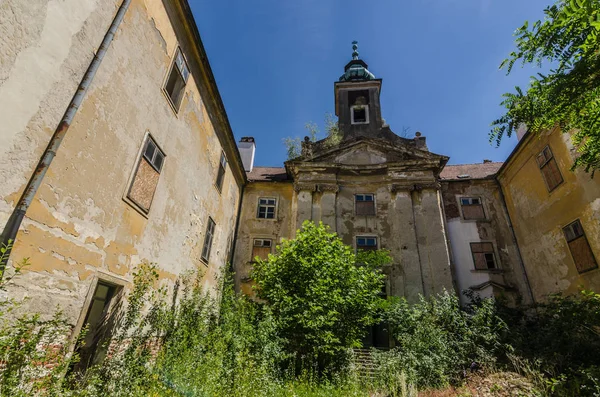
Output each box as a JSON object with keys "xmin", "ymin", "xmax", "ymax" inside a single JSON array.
[
  {"xmin": 439, "ymin": 162, "xmax": 503, "ymax": 180},
  {"xmin": 247, "ymin": 167, "xmax": 289, "ymax": 182}
]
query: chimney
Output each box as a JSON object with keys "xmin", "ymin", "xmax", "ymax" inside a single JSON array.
[
  {"xmin": 516, "ymin": 123, "xmax": 528, "ymax": 141},
  {"xmin": 238, "ymin": 137, "xmax": 255, "ymax": 172},
  {"xmin": 483, "ymin": 159, "xmax": 492, "ymax": 163}
]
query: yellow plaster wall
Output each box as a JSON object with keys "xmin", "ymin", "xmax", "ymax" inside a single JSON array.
[
  {"xmin": 499, "ymin": 128, "xmax": 600, "ymax": 301},
  {"xmin": 0, "ymin": 0, "xmax": 241, "ymax": 323}
]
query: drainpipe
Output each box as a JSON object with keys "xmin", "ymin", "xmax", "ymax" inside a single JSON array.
[
  {"xmin": 0, "ymin": 0, "xmax": 132, "ymax": 276},
  {"xmin": 495, "ymin": 178, "xmax": 536, "ymax": 306}
]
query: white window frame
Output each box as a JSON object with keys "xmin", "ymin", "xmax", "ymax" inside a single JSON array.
[
  {"xmin": 351, "ymin": 105, "xmax": 369, "ymax": 125},
  {"xmin": 257, "ymin": 197, "xmax": 277, "ymax": 220}
]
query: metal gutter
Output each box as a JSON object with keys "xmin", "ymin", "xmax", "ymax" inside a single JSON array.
[{"xmin": 0, "ymin": 0, "xmax": 132, "ymax": 274}]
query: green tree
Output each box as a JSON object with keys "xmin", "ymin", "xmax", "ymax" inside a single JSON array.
[
  {"xmin": 491, "ymin": 0, "xmax": 600, "ymax": 173},
  {"xmin": 284, "ymin": 114, "xmax": 342, "ymax": 160},
  {"xmin": 252, "ymin": 221, "xmax": 389, "ymax": 373}
]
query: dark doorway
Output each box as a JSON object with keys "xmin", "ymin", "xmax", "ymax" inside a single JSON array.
[{"xmin": 73, "ymin": 281, "xmax": 119, "ymax": 372}]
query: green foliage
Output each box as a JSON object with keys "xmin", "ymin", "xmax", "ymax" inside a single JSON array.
[
  {"xmin": 378, "ymin": 291, "xmax": 507, "ymax": 389},
  {"xmin": 252, "ymin": 221, "xmax": 386, "ymax": 373},
  {"xmin": 491, "ymin": 0, "xmax": 600, "ymax": 173},
  {"xmin": 283, "ymin": 113, "xmax": 342, "ymax": 160}
]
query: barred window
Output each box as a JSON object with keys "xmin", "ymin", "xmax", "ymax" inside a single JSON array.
[
  {"xmin": 563, "ymin": 220, "xmax": 597, "ymax": 273},
  {"xmin": 355, "ymin": 194, "xmax": 375, "ymax": 216},
  {"xmin": 470, "ymin": 242, "xmax": 496, "ymax": 270},
  {"xmin": 536, "ymin": 146, "xmax": 563, "ymax": 192},
  {"xmin": 460, "ymin": 197, "xmax": 485, "ymax": 220},
  {"xmin": 257, "ymin": 198, "xmax": 276, "ymax": 219}
]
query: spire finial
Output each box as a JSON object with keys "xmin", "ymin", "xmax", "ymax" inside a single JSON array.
[{"xmin": 351, "ymin": 40, "xmax": 359, "ymax": 60}]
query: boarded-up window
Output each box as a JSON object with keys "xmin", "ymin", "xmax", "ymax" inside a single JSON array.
[
  {"xmin": 215, "ymin": 151, "xmax": 227, "ymax": 192},
  {"xmin": 536, "ymin": 146, "xmax": 563, "ymax": 192},
  {"xmin": 128, "ymin": 137, "xmax": 165, "ymax": 213},
  {"xmin": 356, "ymin": 194, "xmax": 375, "ymax": 216},
  {"xmin": 470, "ymin": 242, "xmax": 497, "ymax": 270},
  {"xmin": 252, "ymin": 239, "xmax": 272, "ymax": 261},
  {"xmin": 460, "ymin": 197, "xmax": 485, "ymax": 220},
  {"xmin": 563, "ymin": 220, "xmax": 597, "ymax": 273},
  {"xmin": 257, "ymin": 198, "xmax": 276, "ymax": 219},
  {"xmin": 357, "ymin": 236, "xmax": 378, "ymax": 252},
  {"xmin": 201, "ymin": 217, "xmax": 216, "ymax": 262},
  {"xmin": 164, "ymin": 48, "xmax": 189, "ymax": 112}
]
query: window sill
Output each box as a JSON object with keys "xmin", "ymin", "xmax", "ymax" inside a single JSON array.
[
  {"xmin": 470, "ymin": 269, "xmax": 503, "ymax": 274},
  {"xmin": 461, "ymin": 218, "xmax": 490, "ymax": 223},
  {"xmin": 256, "ymin": 218, "xmax": 279, "ymax": 222},
  {"xmin": 122, "ymin": 196, "xmax": 150, "ymax": 219},
  {"xmin": 577, "ymin": 266, "xmax": 599, "ymax": 276},
  {"xmin": 200, "ymin": 258, "xmax": 209, "ymax": 267}
]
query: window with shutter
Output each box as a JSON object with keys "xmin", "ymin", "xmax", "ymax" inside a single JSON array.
[
  {"xmin": 563, "ymin": 220, "xmax": 597, "ymax": 273},
  {"xmin": 470, "ymin": 242, "xmax": 497, "ymax": 270},
  {"xmin": 460, "ymin": 197, "xmax": 485, "ymax": 220},
  {"xmin": 536, "ymin": 146, "xmax": 563, "ymax": 192},
  {"xmin": 355, "ymin": 194, "xmax": 375, "ymax": 216},
  {"xmin": 201, "ymin": 218, "xmax": 216, "ymax": 263},
  {"xmin": 252, "ymin": 239, "xmax": 272, "ymax": 261}
]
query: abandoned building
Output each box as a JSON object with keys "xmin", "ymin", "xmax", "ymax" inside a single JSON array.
[{"xmin": 1, "ymin": 0, "xmax": 599, "ymax": 365}]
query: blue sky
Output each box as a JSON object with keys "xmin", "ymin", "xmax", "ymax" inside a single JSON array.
[{"xmin": 191, "ymin": 0, "xmax": 553, "ymax": 167}]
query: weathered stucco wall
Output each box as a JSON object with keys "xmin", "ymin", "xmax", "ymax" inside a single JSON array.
[
  {"xmin": 0, "ymin": 0, "xmax": 242, "ymax": 325},
  {"xmin": 233, "ymin": 181, "xmax": 294, "ymax": 296},
  {"xmin": 499, "ymin": 128, "xmax": 600, "ymax": 302},
  {"xmin": 441, "ymin": 179, "xmax": 532, "ymax": 306}
]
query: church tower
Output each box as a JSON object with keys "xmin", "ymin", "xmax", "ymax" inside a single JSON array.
[{"xmin": 335, "ymin": 41, "xmax": 384, "ymax": 140}]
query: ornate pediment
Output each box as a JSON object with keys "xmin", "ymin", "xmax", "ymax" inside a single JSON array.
[{"xmin": 287, "ymin": 137, "xmax": 447, "ymax": 169}]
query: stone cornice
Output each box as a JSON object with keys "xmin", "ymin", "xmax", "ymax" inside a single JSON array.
[
  {"xmin": 389, "ymin": 182, "xmax": 441, "ymax": 192},
  {"xmin": 317, "ymin": 184, "xmax": 339, "ymax": 193},
  {"xmin": 294, "ymin": 183, "xmax": 316, "ymax": 192}
]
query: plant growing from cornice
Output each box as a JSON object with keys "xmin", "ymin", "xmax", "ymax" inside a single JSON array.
[
  {"xmin": 251, "ymin": 221, "xmax": 388, "ymax": 374},
  {"xmin": 491, "ymin": 0, "xmax": 600, "ymax": 174},
  {"xmin": 283, "ymin": 113, "xmax": 342, "ymax": 159}
]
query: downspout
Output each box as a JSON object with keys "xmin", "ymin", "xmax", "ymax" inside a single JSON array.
[
  {"xmin": 495, "ymin": 178, "xmax": 536, "ymax": 306},
  {"xmin": 0, "ymin": 0, "xmax": 132, "ymax": 275}
]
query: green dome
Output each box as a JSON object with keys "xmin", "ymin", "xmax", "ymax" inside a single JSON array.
[{"xmin": 339, "ymin": 41, "xmax": 375, "ymax": 82}]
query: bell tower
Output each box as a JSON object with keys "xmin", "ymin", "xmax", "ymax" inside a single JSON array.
[{"xmin": 335, "ymin": 41, "xmax": 383, "ymax": 140}]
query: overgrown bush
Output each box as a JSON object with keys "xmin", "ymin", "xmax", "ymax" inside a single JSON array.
[{"xmin": 376, "ymin": 291, "xmax": 507, "ymax": 390}]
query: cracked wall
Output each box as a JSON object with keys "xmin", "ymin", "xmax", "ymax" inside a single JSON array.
[{"xmin": 0, "ymin": 0, "xmax": 241, "ymax": 325}]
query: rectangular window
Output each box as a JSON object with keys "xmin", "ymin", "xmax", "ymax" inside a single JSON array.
[
  {"xmin": 252, "ymin": 239, "xmax": 272, "ymax": 261},
  {"xmin": 201, "ymin": 217, "xmax": 216, "ymax": 262},
  {"xmin": 75, "ymin": 281, "xmax": 118, "ymax": 372},
  {"xmin": 357, "ymin": 236, "xmax": 378, "ymax": 252},
  {"xmin": 470, "ymin": 242, "xmax": 497, "ymax": 270},
  {"xmin": 536, "ymin": 146, "xmax": 563, "ymax": 192},
  {"xmin": 164, "ymin": 48, "xmax": 190, "ymax": 112},
  {"xmin": 127, "ymin": 136, "xmax": 165, "ymax": 213},
  {"xmin": 257, "ymin": 198, "xmax": 277, "ymax": 219},
  {"xmin": 355, "ymin": 194, "xmax": 376, "ymax": 216},
  {"xmin": 351, "ymin": 105, "xmax": 369, "ymax": 124},
  {"xmin": 460, "ymin": 197, "xmax": 485, "ymax": 220},
  {"xmin": 215, "ymin": 151, "xmax": 227, "ymax": 192},
  {"xmin": 563, "ymin": 220, "xmax": 597, "ymax": 273}
]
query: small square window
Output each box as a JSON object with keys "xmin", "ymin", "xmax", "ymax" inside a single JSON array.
[
  {"xmin": 257, "ymin": 198, "xmax": 277, "ymax": 219},
  {"xmin": 351, "ymin": 105, "xmax": 369, "ymax": 124},
  {"xmin": 127, "ymin": 136, "xmax": 165, "ymax": 213},
  {"xmin": 460, "ymin": 197, "xmax": 485, "ymax": 220},
  {"xmin": 164, "ymin": 48, "xmax": 190, "ymax": 112},
  {"xmin": 215, "ymin": 151, "xmax": 227, "ymax": 192},
  {"xmin": 201, "ymin": 217, "xmax": 216, "ymax": 263},
  {"xmin": 563, "ymin": 220, "xmax": 597, "ymax": 273},
  {"xmin": 355, "ymin": 194, "xmax": 375, "ymax": 216},
  {"xmin": 357, "ymin": 236, "xmax": 378, "ymax": 252},
  {"xmin": 252, "ymin": 239, "xmax": 272, "ymax": 261},
  {"xmin": 470, "ymin": 242, "xmax": 497, "ymax": 270}
]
